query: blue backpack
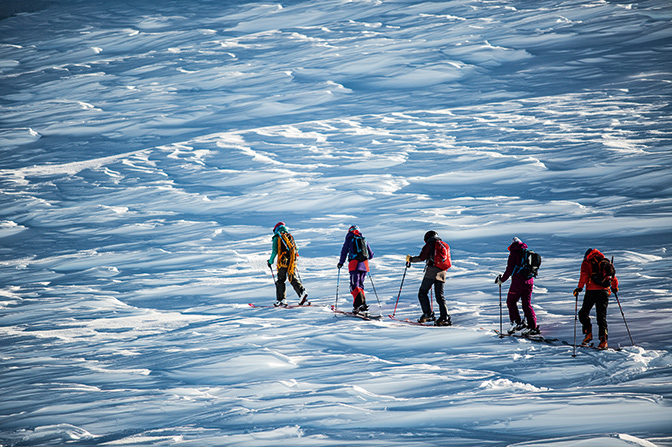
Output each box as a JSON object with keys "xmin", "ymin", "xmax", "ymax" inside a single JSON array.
[
  {"xmin": 514, "ymin": 249, "xmax": 542, "ymax": 278},
  {"xmin": 351, "ymin": 235, "xmax": 369, "ymax": 262}
]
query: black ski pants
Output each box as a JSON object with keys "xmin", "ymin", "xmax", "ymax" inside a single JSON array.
[
  {"xmin": 579, "ymin": 289, "xmax": 609, "ymax": 340},
  {"xmin": 276, "ymin": 267, "xmax": 305, "ymax": 301},
  {"xmin": 418, "ymin": 277, "xmax": 448, "ymax": 320}
]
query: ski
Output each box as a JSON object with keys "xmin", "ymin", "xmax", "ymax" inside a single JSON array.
[
  {"xmin": 330, "ymin": 305, "xmax": 382, "ymax": 320},
  {"xmin": 562, "ymin": 340, "xmax": 623, "ymax": 352},
  {"xmin": 387, "ymin": 315, "xmax": 445, "ymax": 327},
  {"xmin": 494, "ymin": 330, "xmax": 559, "ymax": 344},
  {"xmin": 248, "ymin": 302, "xmax": 313, "ymax": 309}
]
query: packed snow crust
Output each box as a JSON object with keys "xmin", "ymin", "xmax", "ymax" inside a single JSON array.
[{"xmin": 1, "ymin": 0, "xmax": 671, "ymax": 445}]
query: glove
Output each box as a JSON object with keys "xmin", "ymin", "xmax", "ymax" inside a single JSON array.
[
  {"xmin": 573, "ymin": 287, "xmax": 583, "ymax": 297},
  {"xmin": 267, "ymin": 260, "xmax": 272, "ymax": 267},
  {"xmin": 337, "ymin": 263, "xmax": 343, "ymax": 269},
  {"xmin": 611, "ymin": 286, "xmax": 618, "ymax": 293},
  {"xmin": 406, "ymin": 254, "xmax": 411, "ymax": 263},
  {"xmin": 495, "ymin": 274, "xmax": 503, "ymax": 285}
]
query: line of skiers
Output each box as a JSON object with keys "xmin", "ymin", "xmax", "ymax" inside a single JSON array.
[{"xmin": 267, "ymin": 222, "xmax": 619, "ymax": 349}]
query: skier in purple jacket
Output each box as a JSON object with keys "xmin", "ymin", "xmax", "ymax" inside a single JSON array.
[
  {"xmin": 338, "ymin": 225, "xmax": 374, "ymax": 314},
  {"xmin": 496, "ymin": 237, "xmax": 539, "ymax": 335}
]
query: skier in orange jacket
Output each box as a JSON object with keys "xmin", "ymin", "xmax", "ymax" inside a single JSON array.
[{"xmin": 573, "ymin": 248, "xmax": 619, "ymax": 349}]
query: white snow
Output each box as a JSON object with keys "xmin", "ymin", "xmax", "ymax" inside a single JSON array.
[{"xmin": 1, "ymin": 0, "xmax": 671, "ymax": 446}]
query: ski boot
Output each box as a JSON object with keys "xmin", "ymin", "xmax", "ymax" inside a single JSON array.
[
  {"xmin": 274, "ymin": 299, "xmax": 288, "ymax": 307},
  {"xmin": 597, "ymin": 337, "xmax": 608, "ymax": 350},
  {"xmin": 353, "ymin": 303, "xmax": 369, "ymax": 316},
  {"xmin": 434, "ymin": 315, "xmax": 452, "ymax": 326},
  {"xmin": 507, "ymin": 321, "xmax": 526, "ymax": 334},
  {"xmin": 581, "ymin": 333, "xmax": 593, "ymax": 345},
  {"xmin": 418, "ymin": 312, "xmax": 435, "ymax": 323},
  {"xmin": 298, "ymin": 293, "xmax": 310, "ymax": 306},
  {"xmin": 521, "ymin": 325, "xmax": 540, "ymax": 336}
]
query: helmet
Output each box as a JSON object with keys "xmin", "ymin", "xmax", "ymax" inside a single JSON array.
[
  {"xmin": 273, "ymin": 222, "xmax": 285, "ymax": 233},
  {"xmin": 424, "ymin": 230, "xmax": 438, "ymax": 243},
  {"xmin": 348, "ymin": 225, "xmax": 359, "ymax": 233}
]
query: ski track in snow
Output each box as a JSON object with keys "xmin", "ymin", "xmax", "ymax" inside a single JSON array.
[{"xmin": 1, "ymin": 0, "xmax": 672, "ymax": 445}]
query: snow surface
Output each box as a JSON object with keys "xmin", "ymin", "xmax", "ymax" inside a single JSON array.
[{"xmin": 1, "ymin": 0, "xmax": 672, "ymax": 445}]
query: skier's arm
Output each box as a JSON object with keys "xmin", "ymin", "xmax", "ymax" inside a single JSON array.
[
  {"xmin": 268, "ymin": 235, "xmax": 278, "ymax": 265},
  {"xmin": 577, "ymin": 260, "xmax": 591, "ymax": 289},
  {"xmin": 338, "ymin": 239, "xmax": 349, "ymax": 266},
  {"xmin": 500, "ymin": 252, "xmax": 517, "ymax": 283},
  {"xmin": 409, "ymin": 244, "xmax": 430, "ymax": 263},
  {"xmin": 611, "ymin": 275, "xmax": 619, "ymax": 292}
]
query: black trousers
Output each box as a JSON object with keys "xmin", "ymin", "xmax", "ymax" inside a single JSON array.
[
  {"xmin": 276, "ymin": 267, "xmax": 305, "ymax": 301},
  {"xmin": 418, "ymin": 276, "xmax": 448, "ymax": 319},
  {"xmin": 579, "ymin": 289, "xmax": 609, "ymax": 340}
]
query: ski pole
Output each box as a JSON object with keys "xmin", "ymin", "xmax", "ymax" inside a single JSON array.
[
  {"xmin": 335, "ymin": 267, "xmax": 341, "ymax": 311},
  {"xmin": 392, "ymin": 263, "xmax": 408, "ymax": 317},
  {"xmin": 368, "ymin": 272, "xmax": 382, "ymax": 311},
  {"xmin": 499, "ymin": 282, "xmax": 503, "ymax": 338},
  {"xmin": 614, "ymin": 291, "xmax": 635, "ymax": 346},
  {"xmin": 572, "ymin": 291, "xmax": 579, "ymax": 358},
  {"xmin": 268, "ymin": 263, "xmax": 276, "ymax": 283},
  {"xmin": 610, "ymin": 256, "xmax": 634, "ymax": 346}
]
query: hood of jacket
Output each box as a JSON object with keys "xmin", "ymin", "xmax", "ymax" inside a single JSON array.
[
  {"xmin": 508, "ymin": 240, "xmax": 528, "ymax": 252},
  {"xmin": 585, "ymin": 248, "xmax": 604, "ymax": 262}
]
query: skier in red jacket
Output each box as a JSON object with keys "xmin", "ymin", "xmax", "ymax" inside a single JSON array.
[
  {"xmin": 406, "ymin": 230, "xmax": 452, "ymax": 326},
  {"xmin": 573, "ymin": 248, "xmax": 619, "ymax": 349}
]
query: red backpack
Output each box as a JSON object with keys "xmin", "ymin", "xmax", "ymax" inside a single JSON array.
[{"xmin": 434, "ymin": 240, "xmax": 451, "ymax": 270}]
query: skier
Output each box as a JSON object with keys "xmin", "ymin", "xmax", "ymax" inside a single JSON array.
[
  {"xmin": 338, "ymin": 225, "xmax": 374, "ymax": 315},
  {"xmin": 496, "ymin": 237, "xmax": 539, "ymax": 336},
  {"xmin": 267, "ymin": 222, "xmax": 308, "ymax": 306},
  {"xmin": 406, "ymin": 230, "xmax": 452, "ymax": 326},
  {"xmin": 573, "ymin": 248, "xmax": 619, "ymax": 349}
]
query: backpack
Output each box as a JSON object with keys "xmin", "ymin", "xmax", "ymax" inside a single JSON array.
[
  {"xmin": 591, "ymin": 257, "xmax": 615, "ymax": 288},
  {"xmin": 351, "ymin": 234, "xmax": 369, "ymax": 262},
  {"xmin": 278, "ymin": 232, "xmax": 298, "ymax": 273},
  {"xmin": 514, "ymin": 249, "xmax": 542, "ymax": 278},
  {"xmin": 433, "ymin": 240, "xmax": 451, "ymax": 270}
]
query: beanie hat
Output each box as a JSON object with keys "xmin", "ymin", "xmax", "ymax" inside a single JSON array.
[
  {"xmin": 273, "ymin": 222, "xmax": 285, "ymax": 233},
  {"xmin": 424, "ymin": 230, "xmax": 438, "ymax": 243},
  {"xmin": 512, "ymin": 237, "xmax": 522, "ymax": 244}
]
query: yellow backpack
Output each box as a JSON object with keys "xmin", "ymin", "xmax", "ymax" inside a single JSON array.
[{"xmin": 277, "ymin": 232, "xmax": 297, "ymax": 275}]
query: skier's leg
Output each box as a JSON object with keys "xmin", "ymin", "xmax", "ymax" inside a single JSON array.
[
  {"xmin": 289, "ymin": 273, "xmax": 305, "ymax": 298},
  {"xmin": 276, "ymin": 267, "xmax": 288, "ymax": 301},
  {"xmin": 521, "ymin": 283, "xmax": 537, "ymax": 328},
  {"xmin": 578, "ymin": 292, "xmax": 596, "ymax": 335},
  {"xmin": 434, "ymin": 280, "xmax": 448, "ymax": 320},
  {"xmin": 418, "ymin": 276, "xmax": 433, "ymax": 316},
  {"xmin": 506, "ymin": 287, "xmax": 522, "ymax": 324},
  {"xmin": 595, "ymin": 290, "xmax": 609, "ymax": 341},
  {"xmin": 350, "ymin": 271, "xmax": 367, "ymax": 309}
]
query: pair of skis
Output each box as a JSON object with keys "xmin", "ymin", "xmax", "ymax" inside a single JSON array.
[
  {"xmin": 495, "ymin": 329, "xmax": 558, "ymax": 344},
  {"xmin": 248, "ymin": 302, "xmax": 383, "ymax": 320},
  {"xmin": 496, "ymin": 329, "xmax": 622, "ymax": 351},
  {"xmin": 248, "ymin": 301, "xmax": 312, "ymax": 309}
]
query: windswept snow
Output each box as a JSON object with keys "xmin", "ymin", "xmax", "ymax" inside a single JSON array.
[{"xmin": 1, "ymin": 0, "xmax": 671, "ymax": 446}]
